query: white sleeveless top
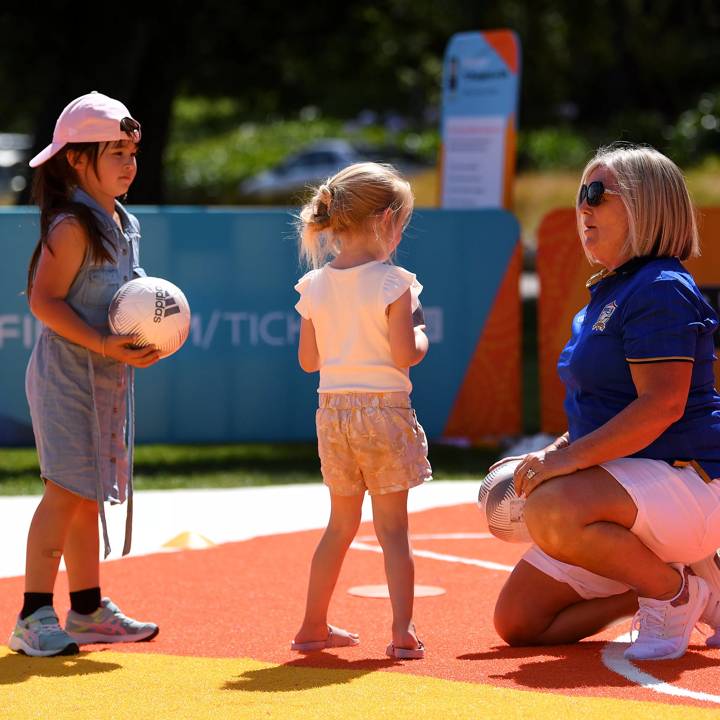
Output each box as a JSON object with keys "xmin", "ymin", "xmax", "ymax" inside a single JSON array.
[{"xmin": 294, "ymin": 261, "xmax": 422, "ymax": 393}]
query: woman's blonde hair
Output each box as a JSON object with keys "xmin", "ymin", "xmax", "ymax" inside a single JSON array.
[
  {"xmin": 578, "ymin": 144, "xmax": 700, "ymax": 261},
  {"xmin": 297, "ymin": 162, "xmax": 414, "ymax": 269}
]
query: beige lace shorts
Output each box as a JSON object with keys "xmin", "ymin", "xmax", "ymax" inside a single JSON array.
[{"xmin": 316, "ymin": 392, "xmax": 433, "ymax": 496}]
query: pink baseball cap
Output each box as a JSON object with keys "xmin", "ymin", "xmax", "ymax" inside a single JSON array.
[{"xmin": 29, "ymin": 91, "xmax": 141, "ymax": 168}]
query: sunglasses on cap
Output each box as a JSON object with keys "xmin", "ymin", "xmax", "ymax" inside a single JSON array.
[
  {"xmin": 578, "ymin": 180, "xmax": 619, "ymax": 207},
  {"xmin": 120, "ymin": 117, "xmax": 141, "ymax": 143}
]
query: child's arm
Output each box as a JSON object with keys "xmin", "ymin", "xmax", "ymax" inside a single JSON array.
[
  {"xmin": 387, "ymin": 289, "xmax": 429, "ymax": 368},
  {"xmin": 30, "ymin": 219, "xmax": 160, "ymax": 367},
  {"xmin": 298, "ymin": 318, "xmax": 320, "ymax": 373}
]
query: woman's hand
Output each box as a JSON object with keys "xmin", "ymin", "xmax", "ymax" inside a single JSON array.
[
  {"xmin": 487, "ymin": 454, "xmax": 525, "ymax": 473},
  {"xmin": 513, "ymin": 448, "xmax": 579, "ymax": 497},
  {"xmin": 104, "ymin": 335, "xmax": 161, "ymax": 368},
  {"xmin": 488, "ymin": 433, "xmax": 570, "ymax": 474}
]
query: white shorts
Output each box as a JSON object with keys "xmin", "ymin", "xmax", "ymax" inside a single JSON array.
[{"xmin": 521, "ymin": 458, "xmax": 720, "ymax": 600}]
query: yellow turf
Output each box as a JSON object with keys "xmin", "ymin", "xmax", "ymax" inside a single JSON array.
[{"xmin": 0, "ymin": 648, "xmax": 718, "ymax": 719}]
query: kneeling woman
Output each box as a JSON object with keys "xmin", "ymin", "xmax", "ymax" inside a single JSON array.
[{"xmin": 494, "ymin": 144, "xmax": 720, "ymax": 661}]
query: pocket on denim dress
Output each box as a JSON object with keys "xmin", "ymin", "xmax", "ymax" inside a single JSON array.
[{"xmin": 84, "ymin": 266, "xmax": 122, "ymax": 307}]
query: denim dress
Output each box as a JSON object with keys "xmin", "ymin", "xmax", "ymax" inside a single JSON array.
[{"xmin": 25, "ymin": 187, "xmax": 146, "ymax": 558}]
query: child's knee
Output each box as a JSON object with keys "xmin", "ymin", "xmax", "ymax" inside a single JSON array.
[
  {"xmin": 373, "ymin": 521, "xmax": 409, "ymax": 548},
  {"xmin": 327, "ymin": 514, "xmax": 361, "ymax": 541}
]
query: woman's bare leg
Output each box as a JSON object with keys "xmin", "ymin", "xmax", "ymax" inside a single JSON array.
[
  {"xmin": 495, "ymin": 559, "xmax": 638, "ymax": 646},
  {"xmin": 524, "ymin": 467, "xmax": 682, "ymax": 600}
]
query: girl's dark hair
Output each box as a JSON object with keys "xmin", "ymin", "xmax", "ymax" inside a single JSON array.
[{"xmin": 26, "ymin": 142, "xmax": 115, "ymax": 299}]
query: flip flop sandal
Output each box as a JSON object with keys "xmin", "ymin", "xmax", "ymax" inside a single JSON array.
[
  {"xmin": 291, "ymin": 624, "xmax": 360, "ymax": 652},
  {"xmin": 386, "ymin": 640, "xmax": 425, "ymax": 659}
]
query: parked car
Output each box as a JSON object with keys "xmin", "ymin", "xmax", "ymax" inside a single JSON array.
[
  {"xmin": 0, "ymin": 133, "xmax": 32, "ymax": 200},
  {"xmin": 239, "ymin": 140, "xmax": 361, "ymax": 200},
  {"xmin": 238, "ymin": 138, "xmax": 428, "ymax": 201}
]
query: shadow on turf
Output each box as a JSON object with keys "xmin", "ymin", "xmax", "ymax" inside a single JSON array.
[
  {"xmin": 0, "ymin": 651, "xmax": 121, "ymax": 684},
  {"xmin": 223, "ymin": 654, "xmax": 397, "ymax": 692},
  {"xmin": 457, "ymin": 642, "xmax": 717, "ymax": 689}
]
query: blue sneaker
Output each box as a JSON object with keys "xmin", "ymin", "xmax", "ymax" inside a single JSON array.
[
  {"xmin": 8, "ymin": 606, "xmax": 79, "ymax": 657},
  {"xmin": 65, "ymin": 597, "xmax": 159, "ymax": 645}
]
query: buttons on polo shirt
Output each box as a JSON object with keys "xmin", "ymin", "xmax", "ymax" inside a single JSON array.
[
  {"xmin": 110, "ymin": 457, "xmax": 117, "ymax": 464},
  {"xmin": 122, "ymin": 248, "xmax": 128, "ymax": 255},
  {"xmin": 123, "ymin": 275, "xmax": 129, "ymax": 281}
]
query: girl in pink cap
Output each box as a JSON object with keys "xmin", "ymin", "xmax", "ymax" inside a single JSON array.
[{"xmin": 8, "ymin": 92, "xmax": 160, "ymax": 657}]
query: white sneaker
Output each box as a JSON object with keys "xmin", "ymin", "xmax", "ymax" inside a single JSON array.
[
  {"xmin": 8, "ymin": 606, "xmax": 79, "ymax": 657},
  {"xmin": 65, "ymin": 597, "xmax": 158, "ymax": 645},
  {"xmin": 624, "ymin": 565, "xmax": 709, "ymax": 661},
  {"xmin": 690, "ymin": 551, "xmax": 720, "ymax": 648}
]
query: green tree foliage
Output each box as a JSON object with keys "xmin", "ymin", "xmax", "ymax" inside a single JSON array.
[{"xmin": 1, "ymin": 2, "xmax": 718, "ymax": 201}]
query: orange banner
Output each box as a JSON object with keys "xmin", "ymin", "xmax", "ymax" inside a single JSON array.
[{"xmin": 444, "ymin": 244, "xmax": 522, "ymax": 442}]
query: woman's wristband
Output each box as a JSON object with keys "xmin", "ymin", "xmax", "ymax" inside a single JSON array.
[{"xmin": 546, "ymin": 434, "xmax": 569, "ymax": 452}]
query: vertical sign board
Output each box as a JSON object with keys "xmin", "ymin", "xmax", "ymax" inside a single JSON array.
[
  {"xmin": 438, "ymin": 29, "xmax": 523, "ymax": 440},
  {"xmin": 440, "ymin": 30, "xmax": 521, "ymax": 210},
  {"xmin": 0, "ymin": 208, "xmax": 519, "ymax": 446},
  {"xmin": 537, "ymin": 207, "xmax": 720, "ymax": 435}
]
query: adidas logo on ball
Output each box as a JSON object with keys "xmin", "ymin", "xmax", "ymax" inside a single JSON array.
[{"xmin": 154, "ymin": 288, "xmax": 181, "ymax": 323}]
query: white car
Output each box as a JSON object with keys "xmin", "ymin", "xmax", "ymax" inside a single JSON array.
[
  {"xmin": 0, "ymin": 133, "xmax": 32, "ymax": 198},
  {"xmin": 239, "ymin": 139, "xmax": 362, "ymax": 199}
]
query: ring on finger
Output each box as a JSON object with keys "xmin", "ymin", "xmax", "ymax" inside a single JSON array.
[{"xmin": 526, "ymin": 468, "xmax": 537, "ymax": 480}]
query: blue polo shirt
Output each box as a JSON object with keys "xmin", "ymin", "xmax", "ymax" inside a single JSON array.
[{"xmin": 558, "ymin": 256, "xmax": 720, "ymax": 480}]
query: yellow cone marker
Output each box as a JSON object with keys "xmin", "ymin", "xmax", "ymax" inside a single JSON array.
[{"xmin": 162, "ymin": 531, "xmax": 216, "ymax": 550}]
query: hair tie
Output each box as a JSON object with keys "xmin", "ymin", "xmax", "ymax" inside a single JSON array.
[
  {"xmin": 311, "ymin": 186, "xmax": 333, "ymax": 224},
  {"xmin": 318, "ymin": 184, "xmax": 333, "ymax": 217}
]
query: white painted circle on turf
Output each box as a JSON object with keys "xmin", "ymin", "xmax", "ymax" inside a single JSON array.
[{"xmin": 348, "ymin": 584, "xmax": 446, "ymax": 598}]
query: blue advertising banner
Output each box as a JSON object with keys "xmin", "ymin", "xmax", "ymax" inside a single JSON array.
[
  {"xmin": 0, "ymin": 208, "xmax": 519, "ymax": 445},
  {"xmin": 441, "ymin": 30, "xmax": 521, "ymax": 209}
]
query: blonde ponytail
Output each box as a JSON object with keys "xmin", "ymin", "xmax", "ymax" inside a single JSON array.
[{"xmin": 297, "ymin": 162, "xmax": 413, "ymax": 269}]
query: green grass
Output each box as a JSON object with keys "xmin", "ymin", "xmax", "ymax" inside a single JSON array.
[{"xmin": 0, "ymin": 442, "xmax": 499, "ymax": 496}]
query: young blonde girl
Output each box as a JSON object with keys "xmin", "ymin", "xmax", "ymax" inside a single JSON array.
[
  {"xmin": 291, "ymin": 162, "xmax": 432, "ymax": 659},
  {"xmin": 8, "ymin": 92, "xmax": 160, "ymax": 657}
]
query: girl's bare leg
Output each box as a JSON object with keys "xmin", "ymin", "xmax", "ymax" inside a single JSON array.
[
  {"xmin": 64, "ymin": 498, "xmax": 100, "ymax": 592},
  {"xmin": 25, "ymin": 480, "xmax": 84, "ymax": 593},
  {"xmin": 294, "ymin": 492, "xmax": 364, "ymax": 643},
  {"xmin": 371, "ymin": 490, "xmax": 421, "ymax": 650}
]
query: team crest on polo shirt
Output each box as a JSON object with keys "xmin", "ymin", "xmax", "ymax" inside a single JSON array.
[{"xmin": 592, "ymin": 301, "xmax": 618, "ymax": 331}]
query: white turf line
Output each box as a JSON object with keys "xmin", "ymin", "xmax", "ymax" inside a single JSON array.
[
  {"xmin": 356, "ymin": 532, "xmax": 494, "ymax": 542},
  {"xmin": 601, "ymin": 633, "xmax": 720, "ymax": 705},
  {"xmin": 351, "ymin": 540, "xmax": 514, "ymax": 572},
  {"xmin": 351, "ymin": 534, "xmax": 720, "ymax": 706}
]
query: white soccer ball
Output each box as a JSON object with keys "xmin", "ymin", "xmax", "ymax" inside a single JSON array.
[
  {"xmin": 108, "ymin": 277, "xmax": 191, "ymax": 359},
  {"xmin": 477, "ymin": 459, "xmax": 532, "ymax": 543}
]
